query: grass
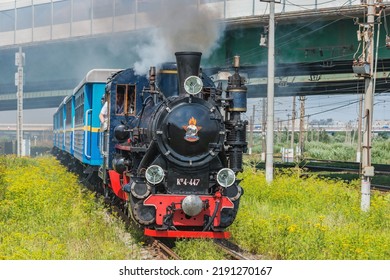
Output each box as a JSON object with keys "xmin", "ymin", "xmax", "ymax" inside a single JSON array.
[
  {"xmin": 0, "ymin": 155, "xmax": 140, "ymax": 260},
  {"xmin": 173, "ymin": 239, "xmax": 227, "ymax": 260},
  {"xmin": 229, "ymin": 167, "xmax": 390, "ymax": 259},
  {"xmin": 173, "ymin": 166, "xmax": 390, "ymax": 260},
  {"xmin": 1, "ymin": 155, "xmax": 389, "ymax": 260}
]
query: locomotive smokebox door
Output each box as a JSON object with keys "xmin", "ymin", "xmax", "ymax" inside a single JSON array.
[{"xmin": 152, "ymin": 97, "xmax": 225, "ymax": 168}]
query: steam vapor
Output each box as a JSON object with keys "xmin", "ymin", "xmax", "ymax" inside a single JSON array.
[{"xmin": 133, "ymin": 0, "xmax": 224, "ymax": 75}]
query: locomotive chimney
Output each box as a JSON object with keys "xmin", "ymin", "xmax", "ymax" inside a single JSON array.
[{"xmin": 175, "ymin": 52, "xmax": 202, "ymax": 96}]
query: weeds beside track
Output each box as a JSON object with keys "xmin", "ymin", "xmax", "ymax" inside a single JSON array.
[
  {"xmin": 230, "ymin": 167, "xmax": 390, "ymax": 259},
  {"xmin": 0, "ymin": 156, "xmax": 141, "ymax": 260}
]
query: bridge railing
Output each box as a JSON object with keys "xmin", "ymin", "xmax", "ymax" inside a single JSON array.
[
  {"xmin": 0, "ymin": 0, "xmax": 357, "ymax": 48},
  {"xmin": 0, "ymin": 123, "xmax": 52, "ymax": 131}
]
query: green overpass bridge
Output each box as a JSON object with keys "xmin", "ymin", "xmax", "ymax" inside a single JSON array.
[{"xmin": 1, "ymin": 0, "xmax": 389, "ymax": 111}]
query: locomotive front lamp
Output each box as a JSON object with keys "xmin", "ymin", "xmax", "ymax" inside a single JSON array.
[
  {"xmin": 181, "ymin": 195, "xmax": 203, "ymax": 217},
  {"xmin": 184, "ymin": 75, "xmax": 203, "ymax": 95},
  {"xmin": 145, "ymin": 165, "xmax": 165, "ymax": 185},
  {"xmin": 217, "ymin": 168, "xmax": 235, "ymax": 188}
]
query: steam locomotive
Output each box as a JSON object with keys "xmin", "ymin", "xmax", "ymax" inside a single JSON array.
[{"xmin": 53, "ymin": 51, "xmax": 248, "ymax": 238}]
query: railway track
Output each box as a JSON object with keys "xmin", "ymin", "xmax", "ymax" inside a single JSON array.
[
  {"xmin": 146, "ymin": 237, "xmax": 181, "ymax": 260},
  {"xmin": 107, "ymin": 205, "xmax": 181, "ymax": 259},
  {"xmin": 149, "ymin": 237, "xmax": 256, "ymax": 260},
  {"xmin": 109, "ymin": 202, "xmax": 252, "ymax": 260},
  {"xmin": 257, "ymin": 158, "xmax": 390, "ymax": 192},
  {"xmin": 214, "ymin": 239, "xmax": 256, "ymax": 260},
  {"xmin": 115, "ymin": 207, "xmax": 256, "ymax": 260},
  {"xmin": 271, "ymin": 158, "xmax": 390, "ymax": 174},
  {"xmin": 84, "ymin": 178, "xmax": 255, "ymax": 260},
  {"xmin": 298, "ymin": 159, "xmax": 390, "ymax": 175},
  {"xmin": 143, "ymin": 237, "xmax": 257, "ymax": 260},
  {"xmin": 371, "ymin": 184, "xmax": 390, "ymax": 192}
]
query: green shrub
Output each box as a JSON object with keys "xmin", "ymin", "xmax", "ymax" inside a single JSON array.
[
  {"xmin": 372, "ymin": 141, "xmax": 390, "ymax": 164},
  {"xmin": 304, "ymin": 142, "xmax": 355, "ymax": 161}
]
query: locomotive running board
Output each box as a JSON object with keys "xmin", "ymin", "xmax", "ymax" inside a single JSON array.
[{"xmin": 144, "ymin": 228, "xmax": 231, "ymax": 239}]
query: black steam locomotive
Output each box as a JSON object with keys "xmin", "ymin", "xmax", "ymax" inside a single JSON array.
[{"xmin": 53, "ymin": 51, "xmax": 247, "ymax": 238}]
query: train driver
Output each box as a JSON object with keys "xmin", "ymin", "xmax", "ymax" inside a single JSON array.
[{"xmin": 116, "ymin": 87, "xmax": 125, "ymax": 114}]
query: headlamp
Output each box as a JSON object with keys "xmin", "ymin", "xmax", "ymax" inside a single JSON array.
[
  {"xmin": 217, "ymin": 168, "xmax": 235, "ymax": 188},
  {"xmin": 145, "ymin": 165, "xmax": 165, "ymax": 185}
]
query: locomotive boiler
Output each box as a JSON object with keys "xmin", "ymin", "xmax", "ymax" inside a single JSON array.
[{"xmin": 53, "ymin": 51, "xmax": 248, "ymax": 238}]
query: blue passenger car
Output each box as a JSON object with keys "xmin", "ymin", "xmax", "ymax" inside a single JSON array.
[
  {"xmin": 53, "ymin": 69, "xmax": 121, "ymax": 167},
  {"xmin": 64, "ymin": 95, "xmax": 74, "ymax": 156},
  {"xmin": 53, "ymin": 97, "xmax": 67, "ymax": 152}
]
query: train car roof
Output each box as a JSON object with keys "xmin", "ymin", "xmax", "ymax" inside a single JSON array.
[
  {"xmin": 54, "ymin": 69, "xmax": 122, "ymax": 115},
  {"xmin": 54, "ymin": 95, "xmax": 70, "ymax": 114},
  {"xmin": 72, "ymin": 69, "xmax": 122, "ymax": 95}
]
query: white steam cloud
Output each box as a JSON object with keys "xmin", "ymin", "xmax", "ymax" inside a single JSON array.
[{"xmin": 133, "ymin": 0, "xmax": 224, "ymax": 75}]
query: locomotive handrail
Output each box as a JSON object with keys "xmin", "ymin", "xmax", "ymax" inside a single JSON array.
[
  {"xmin": 63, "ymin": 118, "xmax": 66, "ymax": 148},
  {"xmin": 84, "ymin": 109, "xmax": 92, "ymax": 159},
  {"xmin": 72, "ymin": 116, "xmax": 75, "ymax": 151}
]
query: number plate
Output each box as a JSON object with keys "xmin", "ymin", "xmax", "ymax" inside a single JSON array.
[
  {"xmin": 167, "ymin": 170, "xmax": 208, "ymax": 193},
  {"xmin": 176, "ymin": 178, "xmax": 201, "ymax": 186}
]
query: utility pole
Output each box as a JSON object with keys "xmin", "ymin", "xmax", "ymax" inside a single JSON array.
[
  {"xmin": 298, "ymin": 96, "xmax": 306, "ymax": 159},
  {"xmin": 287, "ymin": 113, "xmax": 291, "ymax": 143},
  {"xmin": 360, "ymin": 0, "xmax": 376, "ymax": 212},
  {"xmin": 291, "ymin": 96, "xmax": 296, "ymax": 156},
  {"xmin": 263, "ymin": 0, "xmax": 278, "ymax": 183},
  {"xmin": 249, "ymin": 115, "xmax": 253, "ymax": 155},
  {"xmin": 261, "ymin": 98, "xmax": 266, "ymax": 161},
  {"xmin": 356, "ymin": 94, "xmax": 363, "ymax": 162},
  {"xmin": 249, "ymin": 104, "xmax": 255, "ymax": 155},
  {"xmin": 15, "ymin": 47, "xmax": 25, "ymax": 157}
]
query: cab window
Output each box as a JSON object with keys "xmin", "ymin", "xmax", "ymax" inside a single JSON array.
[{"xmin": 116, "ymin": 84, "xmax": 136, "ymax": 116}]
